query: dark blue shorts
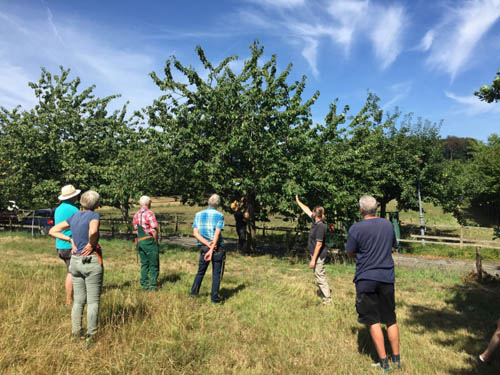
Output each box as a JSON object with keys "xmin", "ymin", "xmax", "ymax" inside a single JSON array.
[{"xmin": 355, "ymin": 281, "xmax": 396, "ymax": 326}]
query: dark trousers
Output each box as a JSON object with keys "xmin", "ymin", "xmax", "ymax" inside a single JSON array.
[
  {"xmin": 190, "ymin": 248, "xmax": 225, "ymax": 302},
  {"xmin": 236, "ymin": 225, "xmax": 247, "ymax": 252}
]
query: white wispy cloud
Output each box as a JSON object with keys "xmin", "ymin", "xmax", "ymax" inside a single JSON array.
[
  {"xmin": 417, "ymin": 30, "xmax": 434, "ymax": 52},
  {"xmin": 301, "ymin": 37, "xmax": 319, "ymax": 77},
  {"xmin": 248, "ymin": 0, "xmax": 305, "ymax": 8},
  {"xmin": 370, "ymin": 4, "xmax": 407, "ymax": 70},
  {"xmin": 0, "ymin": 7, "xmax": 163, "ymax": 113},
  {"xmin": 0, "ymin": 61, "xmax": 36, "ymax": 109},
  {"xmin": 424, "ymin": 0, "xmax": 500, "ymax": 79},
  {"xmin": 382, "ymin": 81, "xmax": 412, "ymax": 110},
  {"xmin": 445, "ymin": 91, "xmax": 500, "ymax": 115},
  {"xmin": 238, "ymin": 0, "xmax": 408, "ymax": 77}
]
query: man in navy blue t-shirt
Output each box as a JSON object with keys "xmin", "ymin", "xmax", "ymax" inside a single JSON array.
[{"xmin": 346, "ymin": 195, "xmax": 401, "ymax": 373}]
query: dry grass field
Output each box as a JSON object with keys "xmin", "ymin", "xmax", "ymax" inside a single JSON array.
[{"xmin": 1, "ymin": 233, "xmax": 500, "ymax": 374}]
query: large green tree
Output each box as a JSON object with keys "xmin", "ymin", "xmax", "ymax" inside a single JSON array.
[
  {"xmin": 145, "ymin": 41, "xmax": 319, "ymax": 251},
  {"xmin": 0, "ymin": 67, "xmax": 154, "ymax": 219}
]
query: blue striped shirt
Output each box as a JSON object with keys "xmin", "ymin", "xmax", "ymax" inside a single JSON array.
[{"xmin": 192, "ymin": 207, "xmax": 224, "ymax": 246}]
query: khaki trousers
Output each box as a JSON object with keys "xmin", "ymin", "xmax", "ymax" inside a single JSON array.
[{"xmin": 313, "ymin": 256, "xmax": 331, "ymax": 303}]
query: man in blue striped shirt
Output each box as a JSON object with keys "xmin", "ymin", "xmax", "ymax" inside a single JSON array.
[{"xmin": 190, "ymin": 194, "xmax": 225, "ymax": 303}]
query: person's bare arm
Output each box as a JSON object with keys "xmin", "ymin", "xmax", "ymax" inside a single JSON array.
[
  {"xmin": 296, "ymin": 195, "xmax": 312, "ymax": 218},
  {"xmin": 193, "ymin": 228, "xmax": 211, "ymax": 248},
  {"xmin": 204, "ymin": 228, "xmax": 222, "ymax": 261},
  {"xmin": 80, "ymin": 219, "xmax": 99, "ymax": 256},
  {"xmin": 309, "ymin": 240, "xmax": 323, "ymax": 269},
  {"xmin": 49, "ymin": 221, "xmax": 71, "ymax": 241},
  {"xmin": 150, "ymin": 228, "xmax": 159, "ymax": 243}
]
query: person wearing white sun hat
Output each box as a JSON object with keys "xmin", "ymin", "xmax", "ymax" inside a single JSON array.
[{"xmin": 54, "ymin": 184, "xmax": 81, "ymax": 306}]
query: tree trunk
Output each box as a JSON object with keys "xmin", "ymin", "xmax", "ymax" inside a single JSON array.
[
  {"xmin": 380, "ymin": 201, "xmax": 387, "ymax": 219},
  {"xmin": 120, "ymin": 197, "xmax": 131, "ymax": 234},
  {"xmin": 246, "ymin": 193, "xmax": 257, "ymax": 253}
]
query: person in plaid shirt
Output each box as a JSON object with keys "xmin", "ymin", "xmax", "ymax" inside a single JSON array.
[
  {"xmin": 190, "ymin": 194, "xmax": 225, "ymax": 303},
  {"xmin": 133, "ymin": 196, "xmax": 160, "ymax": 291}
]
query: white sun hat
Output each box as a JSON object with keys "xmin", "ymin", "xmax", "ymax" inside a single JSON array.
[{"xmin": 58, "ymin": 185, "xmax": 81, "ymax": 200}]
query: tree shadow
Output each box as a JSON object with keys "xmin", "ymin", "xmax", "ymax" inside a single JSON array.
[
  {"xmin": 158, "ymin": 272, "xmax": 182, "ymax": 287},
  {"xmin": 404, "ymin": 277, "xmax": 500, "ymax": 374},
  {"xmin": 351, "ymin": 325, "xmax": 394, "ymax": 363},
  {"xmin": 102, "ymin": 280, "xmax": 132, "ymax": 294},
  {"xmin": 101, "ymin": 300, "xmax": 151, "ymax": 328},
  {"xmin": 219, "ymin": 283, "xmax": 246, "ymax": 301}
]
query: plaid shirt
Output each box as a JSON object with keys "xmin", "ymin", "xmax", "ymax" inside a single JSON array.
[
  {"xmin": 133, "ymin": 207, "xmax": 158, "ymax": 235},
  {"xmin": 192, "ymin": 207, "xmax": 224, "ymax": 246}
]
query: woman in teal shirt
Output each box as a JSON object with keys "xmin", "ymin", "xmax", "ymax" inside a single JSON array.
[{"xmin": 54, "ymin": 185, "xmax": 80, "ymax": 306}]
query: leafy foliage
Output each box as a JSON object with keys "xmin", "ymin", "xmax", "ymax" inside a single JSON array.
[
  {"xmin": 145, "ymin": 41, "xmax": 319, "ymax": 249},
  {"xmin": 475, "ymin": 69, "xmax": 500, "ymax": 103}
]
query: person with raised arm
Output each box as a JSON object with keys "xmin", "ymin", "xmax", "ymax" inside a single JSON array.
[{"xmin": 296, "ymin": 195, "xmax": 332, "ymax": 305}]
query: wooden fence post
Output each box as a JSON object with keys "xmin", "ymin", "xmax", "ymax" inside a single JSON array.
[
  {"xmin": 476, "ymin": 247, "xmax": 483, "ymax": 281},
  {"xmin": 158, "ymin": 221, "xmax": 162, "ymax": 243},
  {"xmin": 175, "ymin": 215, "xmax": 178, "ymax": 234},
  {"xmin": 460, "ymin": 226, "xmax": 463, "ymax": 249},
  {"xmin": 111, "ymin": 220, "xmax": 115, "ymax": 239},
  {"xmin": 9, "ymin": 217, "xmax": 12, "ymax": 232},
  {"xmin": 262, "ymin": 223, "xmax": 266, "ymax": 237}
]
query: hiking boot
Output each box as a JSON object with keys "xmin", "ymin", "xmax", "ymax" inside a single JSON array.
[
  {"xmin": 371, "ymin": 362, "xmax": 392, "ymax": 373},
  {"xmin": 391, "ymin": 355, "xmax": 402, "ymax": 369},
  {"xmin": 392, "ymin": 360, "xmax": 401, "ymax": 370},
  {"xmin": 84, "ymin": 334, "xmax": 95, "ymax": 349},
  {"xmin": 70, "ymin": 330, "xmax": 84, "ymax": 342}
]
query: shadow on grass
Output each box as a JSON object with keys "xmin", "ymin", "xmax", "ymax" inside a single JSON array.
[
  {"xmin": 404, "ymin": 277, "xmax": 500, "ymax": 374},
  {"xmin": 101, "ymin": 301, "xmax": 151, "ymax": 328},
  {"xmin": 351, "ymin": 326, "xmax": 394, "ymax": 363},
  {"xmin": 219, "ymin": 283, "xmax": 246, "ymax": 301},
  {"xmin": 102, "ymin": 281, "xmax": 132, "ymax": 294},
  {"xmin": 158, "ymin": 272, "xmax": 182, "ymax": 287}
]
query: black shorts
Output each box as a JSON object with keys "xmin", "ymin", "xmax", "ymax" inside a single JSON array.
[
  {"xmin": 57, "ymin": 249, "xmax": 72, "ymax": 272},
  {"xmin": 355, "ymin": 281, "xmax": 396, "ymax": 326}
]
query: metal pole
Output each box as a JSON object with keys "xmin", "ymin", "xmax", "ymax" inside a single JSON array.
[{"xmin": 418, "ymin": 183, "xmax": 425, "ymax": 244}]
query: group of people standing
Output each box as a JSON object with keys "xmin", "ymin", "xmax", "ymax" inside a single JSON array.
[{"xmin": 47, "ymin": 186, "xmax": 499, "ymax": 371}]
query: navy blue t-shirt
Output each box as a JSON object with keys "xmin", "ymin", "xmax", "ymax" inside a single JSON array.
[
  {"xmin": 346, "ymin": 218, "xmax": 397, "ymax": 284},
  {"xmin": 66, "ymin": 211, "xmax": 100, "ymax": 254}
]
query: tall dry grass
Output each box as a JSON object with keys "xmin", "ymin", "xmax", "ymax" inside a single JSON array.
[{"xmin": 0, "ymin": 233, "xmax": 499, "ymax": 374}]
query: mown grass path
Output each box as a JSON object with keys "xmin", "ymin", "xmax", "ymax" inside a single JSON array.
[{"xmin": 1, "ymin": 233, "xmax": 500, "ymax": 374}]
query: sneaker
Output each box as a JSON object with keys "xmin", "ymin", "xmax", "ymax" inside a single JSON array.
[
  {"xmin": 392, "ymin": 360, "xmax": 402, "ymax": 370},
  {"xmin": 478, "ymin": 355, "xmax": 490, "ymax": 366},
  {"xmin": 371, "ymin": 362, "xmax": 392, "ymax": 373},
  {"xmin": 322, "ymin": 299, "xmax": 332, "ymax": 306},
  {"xmin": 84, "ymin": 334, "xmax": 95, "ymax": 349}
]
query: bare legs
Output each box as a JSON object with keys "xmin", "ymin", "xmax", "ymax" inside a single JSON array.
[
  {"xmin": 65, "ymin": 272, "xmax": 73, "ymax": 305},
  {"xmin": 370, "ymin": 323, "xmax": 400, "ymax": 359},
  {"xmin": 480, "ymin": 319, "xmax": 500, "ymax": 362}
]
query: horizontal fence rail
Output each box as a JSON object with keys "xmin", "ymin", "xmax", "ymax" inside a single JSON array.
[{"xmin": 2, "ymin": 215, "xmax": 500, "ymax": 251}]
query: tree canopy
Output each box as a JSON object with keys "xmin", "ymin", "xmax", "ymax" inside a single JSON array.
[{"xmin": 475, "ymin": 69, "xmax": 500, "ymax": 103}]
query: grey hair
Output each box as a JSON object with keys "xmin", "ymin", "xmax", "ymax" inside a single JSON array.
[
  {"xmin": 208, "ymin": 194, "xmax": 220, "ymax": 208},
  {"xmin": 359, "ymin": 195, "xmax": 377, "ymax": 216},
  {"xmin": 81, "ymin": 190, "xmax": 100, "ymax": 210},
  {"xmin": 139, "ymin": 195, "xmax": 151, "ymax": 207}
]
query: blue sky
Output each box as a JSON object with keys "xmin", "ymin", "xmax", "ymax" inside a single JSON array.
[{"xmin": 1, "ymin": 0, "xmax": 500, "ymax": 139}]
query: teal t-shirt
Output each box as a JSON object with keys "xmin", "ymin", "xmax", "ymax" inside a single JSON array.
[{"xmin": 54, "ymin": 201, "xmax": 79, "ymax": 250}]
